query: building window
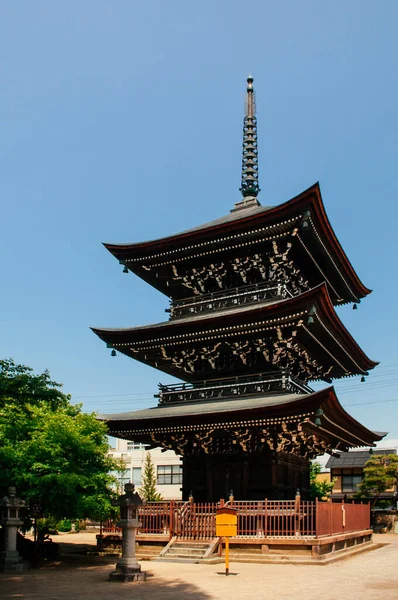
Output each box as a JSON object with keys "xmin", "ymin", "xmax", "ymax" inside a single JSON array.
[
  {"xmin": 132, "ymin": 467, "xmax": 142, "ymax": 486},
  {"xmin": 127, "ymin": 442, "xmax": 147, "ymax": 451},
  {"xmin": 342, "ymin": 474, "xmax": 362, "ymax": 492},
  {"xmin": 157, "ymin": 465, "xmax": 182, "ymax": 485},
  {"xmin": 110, "ymin": 469, "xmax": 130, "ymax": 493}
]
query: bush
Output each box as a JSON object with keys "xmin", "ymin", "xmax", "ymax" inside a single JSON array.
[
  {"xmin": 57, "ymin": 519, "xmax": 72, "ymax": 532},
  {"xmin": 74, "ymin": 520, "xmax": 86, "ymax": 532},
  {"xmin": 38, "ymin": 516, "xmax": 58, "ymax": 534}
]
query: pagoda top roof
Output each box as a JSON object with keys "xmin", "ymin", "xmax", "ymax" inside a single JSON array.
[
  {"xmin": 100, "ymin": 386, "xmax": 384, "ymax": 449},
  {"xmin": 104, "ymin": 183, "xmax": 371, "ymax": 303},
  {"xmin": 167, "ymin": 200, "xmax": 273, "ymax": 235}
]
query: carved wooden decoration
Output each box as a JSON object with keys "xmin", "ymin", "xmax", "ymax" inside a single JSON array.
[{"xmin": 147, "ymin": 418, "xmax": 337, "ymax": 459}]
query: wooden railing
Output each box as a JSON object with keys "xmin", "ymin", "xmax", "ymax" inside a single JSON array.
[
  {"xmin": 315, "ymin": 499, "xmax": 370, "ymax": 537},
  {"xmin": 227, "ymin": 499, "xmax": 317, "ymax": 537},
  {"xmin": 102, "ymin": 498, "xmax": 370, "ymax": 540},
  {"xmin": 174, "ymin": 501, "xmax": 219, "ymax": 539}
]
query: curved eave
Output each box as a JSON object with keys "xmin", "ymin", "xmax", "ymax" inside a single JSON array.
[
  {"xmin": 101, "ymin": 386, "xmax": 382, "ymax": 448},
  {"xmin": 91, "ymin": 283, "xmax": 378, "ymax": 376},
  {"xmin": 310, "ymin": 284, "xmax": 378, "ymax": 373},
  {"xmin": 103, "ymin": 183, "xmax": 371, "ymax": 301},
  {"xmin": 316, "ymin": 387, "xmax": 386, "ymax": 447},
  {"xmin": 306, "ymin": 184, "xmax": 371, "ymax": 299}
]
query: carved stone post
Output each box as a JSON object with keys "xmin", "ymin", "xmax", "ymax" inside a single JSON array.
[
  {"xmin": 0, "ymin": 486, "xmax": 28, "ymax": 571},
  {"xmin": 109, "ymin": 483, "xmax": 146, "ymax": 582}
]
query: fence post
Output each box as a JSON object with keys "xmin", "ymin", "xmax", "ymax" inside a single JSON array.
[
  {"xmin": 170, "ymin": 500, "xmax": 175, "ymax": 539},
  {"xmin": 264, "ymin": 498, "xmax": 268, "ymax": 537},
  {"xmin": 330, "ymin": 498, "xmax": 333, "ymax": 536},
  {"xmin": 192, "ymin": 500, "xmax": 196, "ymax": 539},
  {"xmin": 295, "ymin": 489, "xmax": 301, "ymax": 536},
  {"xmin": 342, "ymin": 498, "xmax": 346, "ymax": 531},
  {"xmin": 315, "ymin": 497, "xmax": 318, "ymax": 538}
]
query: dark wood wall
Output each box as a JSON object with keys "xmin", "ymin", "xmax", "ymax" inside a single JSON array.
[{"xmin": 183, "ymin": 451, "xmax": 310, "ymax": 501}]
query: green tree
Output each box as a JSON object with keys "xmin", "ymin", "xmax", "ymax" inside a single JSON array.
[
  {"xmin": 0, "ymin": 358, "xmax": 123, "ymax": 521},
  {"xmin": 139, "ymin": 453, "xmax": 163, "ymax": 502},
  {"xmin": 358, "ymin": 454, "xmax": 398, "ymax": 508},
  {"xmin": 0, "ymin": 358, "xmax": 70, "ymax": 411},
  {"xmin": 309, "ymin": 462, "xmax": 336, "ymax": 500}
]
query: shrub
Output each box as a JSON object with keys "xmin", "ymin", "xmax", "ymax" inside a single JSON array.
[{"xmin": 57, "ymin": 519, "xmax": 72, "ymax": 532}]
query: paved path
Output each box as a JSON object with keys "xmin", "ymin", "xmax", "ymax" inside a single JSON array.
[{"xmin": 1, "ymin": 532, "xmax": 398, "ymax": 600}]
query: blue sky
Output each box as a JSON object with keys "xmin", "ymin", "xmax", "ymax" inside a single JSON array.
[{"xmin": 1, "ymin": 1, "xmax": 398, "ymax": 438}]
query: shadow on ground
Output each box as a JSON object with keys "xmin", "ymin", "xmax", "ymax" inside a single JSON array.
[{"xmin": 0, "ymin": 551, "xmax": 213, "ymax": 600}]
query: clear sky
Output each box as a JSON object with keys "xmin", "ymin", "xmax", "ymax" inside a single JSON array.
[{"xmin": 1, "ymin": 1, "xmax": 398, "ymax": 438}]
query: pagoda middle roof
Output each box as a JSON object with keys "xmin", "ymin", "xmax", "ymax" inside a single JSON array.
[
  {"xmin": 103, "ymin": 183, "xmax": 370, "ymax": 302},
  {"xmin": 91, "ymin": 284, "xmax": 377, "ymax": 380},
  {"xmin": 101, "ymin": 386, "xmax": 384, "ymax": 450}
]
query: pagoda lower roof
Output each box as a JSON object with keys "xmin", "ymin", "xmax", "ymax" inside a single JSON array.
[
  {"xmin": 101, "ymin": 386, "xmax": 384, "ymax": 451},
  {"xmin": 91, "ymin": 284, "xmax": 378, "ymax": 381},
  {"xmin": 103, "ymin": 183, "xmax": 370, "ymax": 303}
]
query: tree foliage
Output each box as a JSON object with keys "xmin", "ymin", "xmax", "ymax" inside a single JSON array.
[
  {"xmin": 309, "ymin": 461, "xmax": 336, "ymax": 500},
  {"xmin": 0, "ymin": 358, "xmax": 122, "ymax": 521},
  {"xmin": 358, "ymin": 454, "xmax": 398, "ymax": 508},
  {"xmin": 139, "ymin": 453, "xmax": 163, "ymax": 502}
]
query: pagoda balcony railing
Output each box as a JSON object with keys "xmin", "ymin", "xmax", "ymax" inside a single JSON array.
[
  {"xmin": 168, "ymin": 281, "xmax": 293, "ymax": 319},
  {"xmin": 156, "ymin": 371, "xmax": 313, "ymax": 405}
]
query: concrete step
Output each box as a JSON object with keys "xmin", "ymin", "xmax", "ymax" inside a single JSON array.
[
  {"xmin": 159, "ymin": 537, "xmax": 217, "ymax": 563},
  {"xmin": 167, "ymin": 548, "xmax": 207, "ymax": 556},
  {"xmin": 156, "ymin": 556, "xmax": 202, "ymax": 563},
  {"xmin": 172, "ymin": 542, "xmax": 210, "ymax": 548}
]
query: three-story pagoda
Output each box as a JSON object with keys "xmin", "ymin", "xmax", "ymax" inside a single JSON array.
[{"xmin": 92, "ymin": 76, "xmax": 382, "ymax": 501}]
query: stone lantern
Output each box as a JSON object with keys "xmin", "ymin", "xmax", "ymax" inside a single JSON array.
[
  {"xmin": 109, "ymin": 482, "xmax": 146, "ymax": 582},
  {"xmin": 0, "ymin": 486, "xmax": 28, "ymax": 572}
]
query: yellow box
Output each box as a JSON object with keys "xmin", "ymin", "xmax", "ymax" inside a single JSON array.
[
  {"xmin": 216, "ymin": 512, "xmax": 238, "ymax": 526},
  {"xmin": 216, "ymin": 524, "xmax": 237, "ymax": 537},
  {"xmin": 215, "ymin": 508, "xmax": 238, "ymax": 537}
]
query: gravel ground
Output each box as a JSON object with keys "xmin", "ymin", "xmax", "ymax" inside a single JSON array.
[{"xmin": 1, "ymin": 532, "xmax": 397, "ymax": 600}]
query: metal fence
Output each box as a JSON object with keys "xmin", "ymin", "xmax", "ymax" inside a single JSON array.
[{"xmin": 102, "ymin": 498, "xmax": 370, "ymax": 540}]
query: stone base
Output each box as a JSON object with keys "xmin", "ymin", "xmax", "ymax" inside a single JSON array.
[
  {"xmin": 0, "ymin": 556, "xmax": 29, "ymax": 572},
  {"xmin": 109, "ymin": 566, "xmax": 146, "ymax": 583}
]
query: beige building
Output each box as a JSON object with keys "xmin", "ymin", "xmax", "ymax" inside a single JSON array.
[
  {"xmin": 315, "ymin": 438, "xmax": 398, "ymax": 503},
  {"xmin": 108, "ymin": 438, "xmax": 182, "ymax": 500}
]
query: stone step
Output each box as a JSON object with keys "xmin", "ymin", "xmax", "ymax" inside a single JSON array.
[
  {"xmin": 171, "ymin": 542, "xmax": 210, "ymax": 549},
  {"xmin": 159, "ymin": 537, "xmax": 216, "ymax": 563},
  {"xmin": 156, "ymin": 556, "xmax": 202, "ymax": 563},
  {"xmin": 167, "ymin": 548, "xmax": 207, "ymax": 556}
]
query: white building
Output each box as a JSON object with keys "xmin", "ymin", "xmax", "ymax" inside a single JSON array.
[{"xmin": 108, "ymin": 438, "xmax": 183, "ymax": 500}]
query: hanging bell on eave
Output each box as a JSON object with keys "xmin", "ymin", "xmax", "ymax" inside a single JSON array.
[
  {"xmin": 314, "ymin": 407, "xmax": 324, "ymax": 427},
  {"xmin": 111, "ymin": 349, "xmax": 117, "ymax": 357},
  {"xmin": 307, "ymin": 305, "xmax": 316, "ymax": 325},
  {"xmin": 360, "ymin": 376, "xmax": 366, "ymax": 383},
  {"xmin": 123, "ymin": 265, "xmax": 129, "ymax": 274},
  {"xmin": 301, "ymin": 210, "xmax": 311, "ymax": 230}
]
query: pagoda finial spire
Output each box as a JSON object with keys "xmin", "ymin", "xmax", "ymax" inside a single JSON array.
[{"xmin": 240, "ymin": 75, "xmax": 260, "ymax": 199}]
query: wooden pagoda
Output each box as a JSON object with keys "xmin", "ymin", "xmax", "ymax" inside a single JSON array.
[{"xmin": 92, "ymin": 76, "xmax": 382, "ymax": 502}]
